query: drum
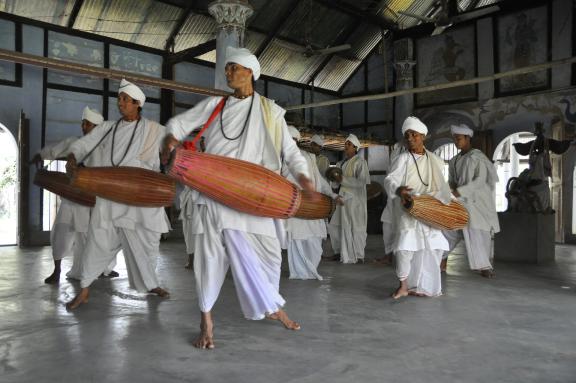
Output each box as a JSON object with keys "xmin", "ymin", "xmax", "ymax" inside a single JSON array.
[
  {"xmin": 69, "ymin": 167, "xmax": 176, "ymax": 207},
  {"xmin": 33, "ymin": 169, "xmax": 95, "ymax": 207},
  {"xmin": 403, "ymin": 194, "xmax": 469, "ymax": 231},
  {"xmin": 167, "ymin": 149, "xmax": 334, "ymax": 220}
]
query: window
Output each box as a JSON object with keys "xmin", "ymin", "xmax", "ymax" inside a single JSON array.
[
  {"xmin": 0, "ymin": 19, "xmax": 18, "ymax": 84},
  {"xmin": 434, "ymin": 143, "xmax": 460, "ymax": 181}
]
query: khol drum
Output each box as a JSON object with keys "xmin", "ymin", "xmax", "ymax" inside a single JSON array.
[
  {"xmin": 34, "ymin": 169, "xmax": 95, "ymax": 207},
  {"xmin": 403, "ymin": 194, "xmax": 469, "ymax": 231}
]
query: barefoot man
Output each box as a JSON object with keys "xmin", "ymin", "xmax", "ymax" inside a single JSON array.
[
  {"xmin": 163, "ymin": 47, "xmax": 313, "ymax": 349},
  {"xmin": 34, "ymin": 107, "xmax": 119, "ymax": 284},
  {"xmin": 384, "ymin": 117, "xmax": 451, "ymax": 299},
  {"xmin": 65, "ymin": 79, "xmax": 170, "ymax": 309},
  {"xmin": 441, "ymin": 124, "xmax": 500, "ymax": 277}
]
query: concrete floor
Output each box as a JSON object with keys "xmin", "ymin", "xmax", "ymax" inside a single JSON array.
[{"xmin": 1, "ymin": 236, "xmax": 576, "ymax": 383}]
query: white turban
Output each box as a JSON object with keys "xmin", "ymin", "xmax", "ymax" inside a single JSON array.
[
  {"xmin": 82, "ymin": 106, "xmax": 103, "ymax": 125},
  {"xmin": 288, "ymin": 125, "xmax": 301, "ymax": 140},
  {"xmin": 225, "ymin": 46, "xmax": 261, "ymax": 81},
  {"xmin": 311, "ymin": 134, "xmax": 324, "ymax": 147},
  {"xmin": 401, "ymin": 116, "xmax": 428, "ymax": 136},
  {"xmin": 346, "ymin": 134, "xmax": 361, "ymax": 149},
  {"xmin": 118, "ymin": 79, "xmax": 146, "ymax": 107},
  {"xmin": 450, "ymin": 124, "xmax": 474, "ymax": 137}
]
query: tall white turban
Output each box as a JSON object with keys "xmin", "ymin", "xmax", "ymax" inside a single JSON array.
[
  {"xmin": 118, "ymin": 79, "xmax": 146, "ymax": 107},
  {"xmin": 450, "ymin": 124, "xmax": 474, "ymax": 137},
  {"xmin": 288, "ymin": 125, "xmax": 301, "ymax": 140},
  {"xmin": 82, "ymin": 106, "xmax": 104, "ymax": 125},
  {"xmin": 346, "ymin": 134, "xmax": 361, "ymax": 149},
  {"xmin": 311, "ymin": 134, "xmax": 324, "ymax": 147},
  {"xmin": 225, "ymin": 46, "xmax": 261, "ymax": 81},
  {"xmin": 401, "ymin": 116, "xmax": 428, "ymax": 135}
]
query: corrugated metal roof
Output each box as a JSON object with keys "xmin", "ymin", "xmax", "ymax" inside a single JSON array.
[
  {"xmin": 196, "ymin": 29, "xmax": 266, "ymax": 63},
  {"xmin": 74, "ymin": 0, "xmax": 182, "ymax": 50},
  {"xmin": 1, "ymin": 0, "xmax": 75, "ymax": 26},
  {"xmin": 314, "ymin": 56, "xmax": 362, "ymax": 91},
  {"xmin": 173, "ymin": 13, "xmax": 216, "ymax": 53}
]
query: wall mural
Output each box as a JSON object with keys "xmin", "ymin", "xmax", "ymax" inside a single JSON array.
[
  {"xmin": 416, "ymin": 25, "xmax": 476, "ymax": 106},
  {"xmin": 497, "ymin": 6, "xmax": 548, "ymax": 94}
]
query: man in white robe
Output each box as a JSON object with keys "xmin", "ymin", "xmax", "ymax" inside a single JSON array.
[
  {"xmin": 284, "ymin": 127, "xmax": 340, "ymax": 280},
  {"xmin": 384, "ymin": 117, "xmax": 451, "ymax": 299},
  {"xmin": 309, "ymin": 134, "xmax": 330, "ymax": 179},
  {"xmin": 163, "ymin": 47, "xmax": 313, "ymax": 349},
  {"xmin": 65, "ymin": 80, "xmax": 171, "ymax": 310},
  {"xmin": 328, "ymin": 134, "xmax": 370, "ymax": 264},
  {"xmin": 34, "ymin": 107, "xmax": 118, "ymax": 284},
  {"xmin": 441, "ymin": 124, "xmax": 500, "ymax": 277}
]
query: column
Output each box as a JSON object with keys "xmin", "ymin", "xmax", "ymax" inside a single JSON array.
[{"xmin": 393, "ymin": 38, "xmax": 415, "ymax": 140}]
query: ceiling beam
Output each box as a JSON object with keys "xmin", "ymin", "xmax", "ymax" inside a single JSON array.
[
  {"xmin": 164, "ymin": 2, "xmax": 197, "ymax": 52},
  {"xmin": 67, "ymin": 0, "xmax": 84, "ymax": 29},
  {"xmin": 166, "ymin": 39, "xmax": 217, "ymax": 64},
  {"xmin": 311, "ymin": 0, "xmax": 396, "ymax": 30},
  {"xmin": 254, "ymin": 0, "xmax": 301, "ymax": 57}
]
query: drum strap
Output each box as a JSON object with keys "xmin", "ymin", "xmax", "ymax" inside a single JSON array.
[{"xmin": 183, "ymin": 97, "xmax": 227, "ymax": 151}]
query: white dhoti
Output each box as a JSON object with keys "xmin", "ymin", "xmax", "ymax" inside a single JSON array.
[
  {"xmin": 443, "ymin": 229, "xmax": 493, "ymax": 270},
  {"xmin": 395, "ymin": 249, "xmax": 443, "ymax": 296},
  {"xmin": 182, "ymin": 217, "xmax": 197, "ymax": 255},
  {"xmin": 287, "ymin": 234, "xmax": 323, "ymax": 280},
  {"xmin": 80, "ymin": 225, "xmax": 160, "ymax": 292},
  {"xmin": 328, "ymin": 224, "xmax": 367, "ymax": 264},
  {"xmin": 194, "ymin": 207, "xmax": 285, "ymax": 320}
]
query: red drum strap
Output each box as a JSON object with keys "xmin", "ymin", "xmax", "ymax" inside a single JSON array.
[{"xmin": 183, "ymin": 97, "xmax": 227, "ymax": 151}]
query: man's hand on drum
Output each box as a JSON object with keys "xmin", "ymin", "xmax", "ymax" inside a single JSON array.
[
  {"xmin": 161, "ymin": 134, "xmax": 180, "ymax": 165},
  {"xmin": 334, "ymin": 196, "xmax": 344, "ymax": 206},
  {"xmin": 451, "ymin": 189, "xmax": 461, "ymax": 198},
  {"xmin": 297, "ymin": 174, "xmax": 315, "ymax": 193},
  {"xmin": 30, "ymin": 153, "xmax": 43, "ymax": 167},
  {"xmin": 396, "ymin": 186, "xmax": 413, "ymax": 205}
]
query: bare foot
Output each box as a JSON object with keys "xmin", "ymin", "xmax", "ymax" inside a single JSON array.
[
  {"xmin": 440, "ymin": 258, "xmax": 447, "ymax": 272},
  {"xmin": 392, "ymin": 286, "xmax": 409, "ymax": 300},
  {"xmin": 44, "ymin": 270, "xmax": 60, "ymax": 284},
  {"xmin": 149, "ymin": 287, "xmax": 170, "ymax": 298},
  {"xmin": 193, "ymin": 312, "xmax": 215, "ymax": 349},
  {"xmin": 408, "ymin": 291, "xmax": 427, "ymax": 297},
  {"xmin": 480, "ymin": 269, "xmax": 495, "ymax": 278},
  {"xmin": 266, "ymin": 309, "xmax": 301, "ymax": 330},
  {"xmin": 99, "ymin": 270, "xmax": 120, "ymax": 279},
  {"xmin": 66, "ymin": 288, "xmax": 89, "ymax": 310},
  {"xmin": 184, "ymin": 254, "xmax": 194, "ymax": 270}
]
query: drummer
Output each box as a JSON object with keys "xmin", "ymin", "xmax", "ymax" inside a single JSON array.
[
  {"xmin": 33, "ymin": 107, "xmax": 119, "ymax": 284},
  {"xmin": 327, "ymin": 134, "xmax": 370, "ymax": 264},
  {"xmin": 441, "ymin": 124, "xmax": 500, "ymax": 277},
  {"xmin": 383, "ymin": 116, "xmax": 451, "ymax": 299},
  {"xmin": 309, "ymin": 134, "xmax": 330, "ymax": 180},
  {"xmin": 162, "ymin": 47, "xmax": 313, "ymax": 349},
  {"xmin": 65, "ymin": 79, "xmax": 171, "ymax": 310}
]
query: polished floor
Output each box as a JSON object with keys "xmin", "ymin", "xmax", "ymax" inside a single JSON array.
[{"xmin": 1, "ymin": 235, "xmax": 576, "ymax": 383}]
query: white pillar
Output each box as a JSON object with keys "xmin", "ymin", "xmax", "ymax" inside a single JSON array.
[
  {"xmin": 393, "ymin": 38, "xmax": 416, "ymax": 140},
  {"xmin": 208, "ymin": 0, "xmax": 254, "ymax": 91}
]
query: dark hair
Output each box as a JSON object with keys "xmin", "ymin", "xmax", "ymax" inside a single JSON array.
[{"xmin": 137, "ymin": 106, "xmax": 142, "ymax": 114}]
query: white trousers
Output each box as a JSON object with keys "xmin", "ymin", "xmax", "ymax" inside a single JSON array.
[
  {"xmin": 51, "ymin": 223, "xmax": 116, "ymax": 278},
  {"xmin": 328, "ymin": 225, "xmax": 366, "ymax": 264},
  {"xmin": 182, "ymin": 217, "xmax": 196, "ymax": 255},
  {"xmin": 80, "ymin": 225, "xmax": 160, "ymax": 292},
  {"xmin": 194, "ymin": 208, "xmax": 285, "ymax": 320},
  {"xmin": 443, "ymin": 228, "xmax": 493, "ymax": 270},
  {"xmin": 395, "ymin": 249, "xmax": 443, "ymax": 297},
  {"xmin": 287, "ymin": 235, "xmax": 323, "ymax": 280}
]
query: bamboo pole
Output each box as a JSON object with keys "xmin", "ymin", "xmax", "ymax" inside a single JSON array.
[
  {"xmin": 285, "ymin": 56, "xmax": 576, "ymax": 110},
  {"xmin": 0, "ymin": 48, "xmax": 229, "ymax": 97}
]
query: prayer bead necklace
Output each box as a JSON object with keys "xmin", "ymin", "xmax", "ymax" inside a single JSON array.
[
  {"xmin": 220, "ymin": 95, "xmax": 254, "ymax": 141},
  {"xmin": 409, "ymin": 151, "xmax": 429, "ymax": 187},
  {"xmin": 110, "ymin": 118, "xmax": 140, "ymax": 167}
]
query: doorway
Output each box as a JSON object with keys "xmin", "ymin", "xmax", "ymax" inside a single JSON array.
[{"xmin": 0, "ymin": 123, "xmax": 18, "ymax": 245}]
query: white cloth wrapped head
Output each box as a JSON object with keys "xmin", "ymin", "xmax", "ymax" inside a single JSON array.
[
  {"xmin": 118, "ymin": 79, "xmax": 146, "ymax": 107},
  {"xmin": 401, "ymin": 116, "xmax": 428, "ymax": 136},
  {"xmin": 450, "ymin": 124, "xmax": 474, "ymax": 137},
  {"xmin": 82, "ymin": 106, "xmax": 104, "ymax": 125},
  {"xmin": 288, "ymin": 125, "xmax": 301, "ymax": 140},
  {"xmin": 345, "ymin": 134, "xmax": 361, "ymax": 149},
  {"xmin": 225, "ymin": 46, "xmax": 261, "ymax": 81},
  {"xmin": 311, "ymin": 134, "xmax": 324, "ymax": 147}
]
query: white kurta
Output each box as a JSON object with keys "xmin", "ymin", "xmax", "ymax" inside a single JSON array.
[
  {"xmin": 380, "ymin": 143, "xmax": 407, "ymax": 254},
  {"xmin": 443, "ymin": 149, "xmax": 500, "ymax": 270},
  {"xmin": 383, "ymin": 150, "xmax": 451, "ymax": 296},
  {"xmin": 316, "ymin": 154, "xmax": 330, "ymax": 180},
  {"xmin": 69, "ymin": 118, "xmax": 170, "ymax": 292},
  {"xmin": 167, "ymin": 93, "xmax": 309, "ymax": 319},
  {"xmin": 284, "ymin": 150, "xmax": 335, "ymax": 280},
  {"xmin": 179, "ymin": 186, "xmax": 196, "ymax": 254},
  {"xmin": 328, "ymin": 154, "xmax": 370, "ymax": 264}
]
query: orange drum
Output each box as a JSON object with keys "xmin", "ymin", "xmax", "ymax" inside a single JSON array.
[
  {"xmin": 69, "ymin": 167, "xmax": 176, "ymax": 207},
  {"xmin": 403, "ymin": 194, "xmax": 469, "ymax": 231},
  {"xmin": 167, "ymin": 149, "xmax": 334, "ymax": 219},
  {"xmin": 33, "ymin": 169, "xmax": 95, "ymax": 207}
]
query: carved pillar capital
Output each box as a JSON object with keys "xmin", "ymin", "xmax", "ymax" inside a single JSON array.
[
  {"xmin": 393, "ymin": 60, "xmax": 416, "ymax": 82},
  {"xmin": 208, "ymin": 0, "xmax": 253, "ymax": 33}
]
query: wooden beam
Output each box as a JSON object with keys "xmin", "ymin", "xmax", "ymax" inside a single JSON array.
[
  {"xmin": 67, "ymin": 0, "xmax": 84, "ymax": 29},
  {"xmin": 166, "ymin": 39, "xmax": 217, "ymax": 64},
  {"xmin": 286, "ymin": 56, "xmax": 576, "ymax": 110},
  {"xmin": 0, "ymin": 48, "xmax": 229, "ymax": 97}
]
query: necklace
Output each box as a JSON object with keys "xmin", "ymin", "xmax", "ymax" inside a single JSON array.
[
  {"xmin": 409, "ymin": 151, "xmax": 429, "ymax": 187},
  {"xmin": 233, "ymin": 92, "xmax": 253, "ymax": 99},
  {"xmin": 220, "ymin": 95, "xmax": 254, "ymax": 141},
  {"xmin": 110, "ymin": 118, "xmax": 140, "ymax": 167}
]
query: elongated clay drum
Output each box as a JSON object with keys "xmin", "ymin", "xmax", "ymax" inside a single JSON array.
[
  {"xmin": 34, "ymin": 169, "xmax": 95, "ymax": 207},
  {"xmin": 403, "ymin": 194, "xmax": 469, "ymax": 231},
  {"xmin": 69, "ymin": 166, "xmax": 176, "ymax": 207},
  {"xmin": 167, "ymin": 149, "xmax": 334, "ymax": 220}
]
